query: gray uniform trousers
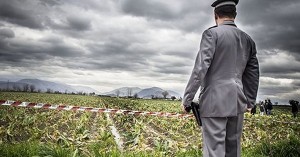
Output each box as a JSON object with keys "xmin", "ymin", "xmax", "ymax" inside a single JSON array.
[{"xmin": 201, "ymin": 114, "xmax": 244, "ymax": 157}]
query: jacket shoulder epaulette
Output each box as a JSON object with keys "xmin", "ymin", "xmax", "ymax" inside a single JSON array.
[{"xmin": 208, "ymin": 25, "xmax": 217, "ymax": 30}]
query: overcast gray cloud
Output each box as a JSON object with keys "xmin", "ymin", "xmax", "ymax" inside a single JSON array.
[
  {"xmin": 0, "ymin": 0, "xmax": 300, "ymax": 104},
  {"xmin": 238, "ymin": 0, "xmax": 300, "ymax": 61}
]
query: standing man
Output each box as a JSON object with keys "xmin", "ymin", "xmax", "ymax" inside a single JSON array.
[
  {"xmin": 182, "ymin": 0, "xmax": 259, "ymax": 156},
  {"xmin": 289, "ymin": 100, "xmax": 299, "ymax": 118},
  {"xmin": 251, "ymin": 103, "xmax": 257, "ymax": 115},
  {"xmin": 264, "ymin": 99, "xmax": 268, "ymax": 115},
  {"xmin": 267, "ymin": 99, "xmax": 273, "ymax": 115},
  {"xmin": 259, "ymin": 101, "xmax": 265, "ymax": 116}
]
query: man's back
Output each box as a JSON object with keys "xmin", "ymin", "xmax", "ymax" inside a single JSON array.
[{"xmin": 198, "ymin": 20, "xmax": 258, "ymax": 117}]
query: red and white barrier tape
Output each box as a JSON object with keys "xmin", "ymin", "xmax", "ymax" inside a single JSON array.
[
  {"xmin": 1, "ymin": 100, "xmax": 300, "ymax": 124},
  {"xmin": 0, "ymin": 100, "xmax": 194, "ymax": 118}
]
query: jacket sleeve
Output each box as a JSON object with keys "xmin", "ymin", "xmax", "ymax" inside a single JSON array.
[
  {"xmin": 242, "ymin": 40, "xmax": 260, "ymax": 108},
  {"xmin": 182, "ymin": 29, "xmax": 215, "ymax": 107}
]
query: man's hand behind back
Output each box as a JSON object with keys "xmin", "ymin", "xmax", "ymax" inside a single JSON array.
[{"xmin": 181, "ymin": 104, "xmax": 191, "ymax": 113}]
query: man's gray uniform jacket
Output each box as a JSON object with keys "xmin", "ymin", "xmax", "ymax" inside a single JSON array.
[{"xmin": 183, "ymin": 21, "xmax": 259, "ymax": 117}]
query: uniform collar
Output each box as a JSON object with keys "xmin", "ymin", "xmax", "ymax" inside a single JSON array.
[{"xmin": 219, "ymin": 20, "xmax": 237, "ymax": 27}]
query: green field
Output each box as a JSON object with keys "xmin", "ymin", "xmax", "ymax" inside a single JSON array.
[{"xmin": 0, "ymin": 92, "xmax": 300, "ymax": 157}]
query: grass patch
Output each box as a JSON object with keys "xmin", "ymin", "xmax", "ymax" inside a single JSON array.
[
  {"xmin": 0, "ymin": 141, "xmax": 40, "ymax": 157},
  {"xmin": 0, "ymin": 141, "xmax": 76, "ymax": 157},
  {"xmin": 0, "ymin": 141, "xmax": 202, "ymax": 157},
  {"xmin": 244, "ymin": 135, "xmax": 300, "ymax": 157},
  {"xmin": 1, "ymin": 138, "xmax": 299, "ymax": 157}
]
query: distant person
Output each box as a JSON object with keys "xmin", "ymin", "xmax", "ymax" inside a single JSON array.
[
  {"xmin": 259, "ymin": 101, "xmax": 265, "ymax": 116},
  {"xmin": 251, "ymin": 104, "xmax": 257, "ymax": 115},
  {"xmin": 267, "ymin": 99, "xmax": 273, "ymax": 115},
  {"xmin": 264, "ymin": 99, "xmax": 268, "ymax": 114},
  {"xmin": 182, "ymin": 0, "xmax": 259, "ymax": 156},
  {"xmin": 289, "ymin": 100, "xmax": 299, "ymax": 118}
]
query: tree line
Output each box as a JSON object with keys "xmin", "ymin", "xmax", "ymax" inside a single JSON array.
[
  {"xmin": 0, "ymin": 82, "xmax": 96, "ymax": 96},
  {"xmin": 114, "ymin": 89, "xmax": 178, "ymax": 100}
]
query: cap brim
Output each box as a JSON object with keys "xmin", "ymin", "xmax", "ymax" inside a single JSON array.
[
  {"xmin": 211, "ymin": 2, "xmax": 218, "ymax": 7},
  {"xmin": 211, "ymin": 0, "xmax": 239, "ymax": 7}
]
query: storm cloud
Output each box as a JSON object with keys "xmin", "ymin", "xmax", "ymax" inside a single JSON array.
[{"xmin": 0, "ymin": 0, "xmax": 300, "ymax": 104}]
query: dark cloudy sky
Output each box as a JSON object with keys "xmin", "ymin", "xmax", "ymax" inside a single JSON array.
[{"xmin": 0, "ymin": 0, "xmax": 300, "ymax": 104}]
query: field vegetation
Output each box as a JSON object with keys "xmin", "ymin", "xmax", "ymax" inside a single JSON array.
[{"xmin": 0, "ymin": 92, "xmax": 299, "ymax": 157}]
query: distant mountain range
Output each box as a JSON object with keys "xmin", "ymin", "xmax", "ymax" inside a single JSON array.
[
  {"xmin": 102, "ymin": 87, "xmax": 181, "ymax": 99},
  {"xmin": 0, "ymin": 79, "xmax": 182, "ymax": 99},
  {"xmin": 102, "ymin": 87, "xmax": 142, "ymax": 97},
  {"xmin": 0, "ymin": 79, "xmax": 99, "ymax": 94}
]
